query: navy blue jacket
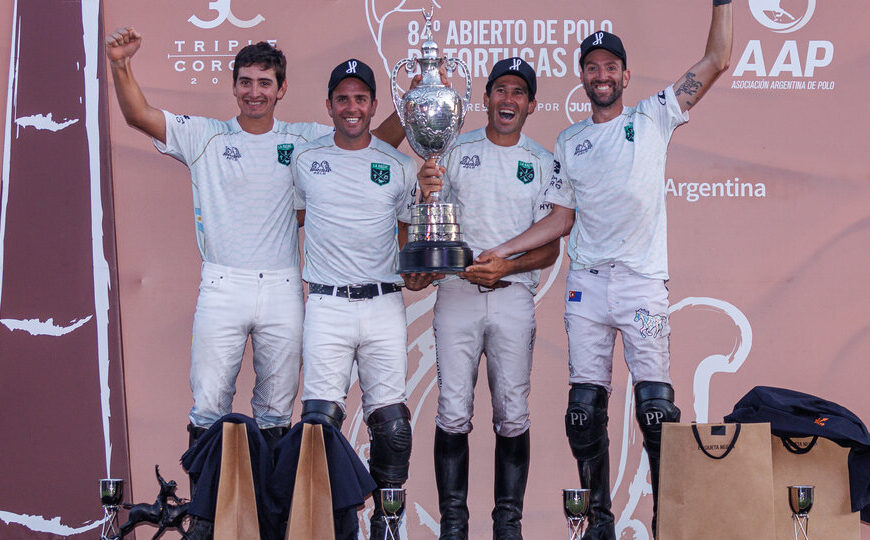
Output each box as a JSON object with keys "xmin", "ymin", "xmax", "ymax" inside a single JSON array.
[{"xmin": 724, "ymin": 386, "xmax": 870, "ymax": 523}]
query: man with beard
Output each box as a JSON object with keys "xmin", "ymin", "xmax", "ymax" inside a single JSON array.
[
  {"xmin": 416, "ymin": 58, "xmax": 558, "ymax": 539},
  {"xmin": 478, "ymin": 2, "xmax": 733, "ymax": 538},
  {"xmin": 291, "ymin": 59, "xmax": 433, "ymax": 539}
]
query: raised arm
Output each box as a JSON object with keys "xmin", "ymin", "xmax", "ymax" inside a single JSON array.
[
  {"xmin": 672, "ymin": 1, "xmax": 733, "ymax": 112},
  {"xmin": 106, "ymin": 26, "xmax": 167, "ymax": 143}
]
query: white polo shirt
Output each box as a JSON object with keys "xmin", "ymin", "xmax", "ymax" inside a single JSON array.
[
  {"xmin": 439, "ymin": 128, "xmax": 553, "ymax": 291},
  {"xmin": 292, "ymin": 134, "xmax": 416, "ymax": 285},
  {"xmin": 545, "ymin": 86, "xmax": 688, "ymax": 279},
  {"xmin": 154, "ymin": 111, "xmax": 331, "ymax": 270}
]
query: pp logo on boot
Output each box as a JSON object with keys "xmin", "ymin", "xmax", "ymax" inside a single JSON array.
[{"xmin": 643, "ymin": 410, "xmax": 666, "ymax": 426}]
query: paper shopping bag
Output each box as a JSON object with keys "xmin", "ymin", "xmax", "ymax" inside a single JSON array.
[
  {"xmin": 657, "ymin": 422, "xmax": 775, "ymax": 539},
  {"xmin": 771, "ymin": 435, "xmax": 859, "ymax": 539},
  {"xmin": 214, "ymin": 422, "xmax": 260, "ymax": 540},
  {"xmin": 286, "ymin": 423, "xmax": 335, "ymax": 540}
]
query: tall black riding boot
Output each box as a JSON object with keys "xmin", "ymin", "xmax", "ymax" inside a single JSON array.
[
  {"xmin": 187, "ymin": 423, "xmax": 207, "ymax": 499},
  {"xmin": 260, "ymin": 424, "xmax": 289, "ymax": 464},
  {"xmin": 565, "ymin": 384, "xmax": 615, "ymax": 540},
  {"xmin": 434, "ymin": 427, "xmax": 469, "ymax": 539},
  {"xmin": 492, "ymin": 430, "xmax": 530, "ymax": 540},
  {"xmin": 577, "ymin": 449, "xmax": 616, "ymax": 540}
]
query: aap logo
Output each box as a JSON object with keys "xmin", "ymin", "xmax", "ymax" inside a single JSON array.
[{"xmin": 748, "ymin": 0, "xmax": 816, "ymax": 33}]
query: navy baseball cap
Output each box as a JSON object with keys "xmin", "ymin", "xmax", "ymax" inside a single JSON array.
[
  {"xmin": 486, "ymin": 57, "xmax": 537, "ymax": 100},
  {"xmin": 579, "ymin": 31, "xmax": 627, "ymax": 68},
  {"xmin": 328, "ymin": 59, "xmax": 376, "ymax": 97}
]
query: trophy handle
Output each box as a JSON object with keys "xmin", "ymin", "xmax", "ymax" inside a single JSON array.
[
  {"xmin": 444, "ymin": 57, "xmax": 472, "ymax": 125},
  {"xmin": 390, "ymin": 58, "xmax": 416, "ymax": 126}
]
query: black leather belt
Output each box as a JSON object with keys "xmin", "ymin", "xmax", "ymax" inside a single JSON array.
[{"xmin": 309, "ymin": 282, "xmax": 402, "ymax": 300}]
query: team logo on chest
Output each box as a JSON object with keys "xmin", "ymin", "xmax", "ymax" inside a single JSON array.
[
  {"xmin": 460, "ymin": 155, "xmax": 481, "ymax": 168},
  {"xmin": 310, "ymin": 160, "xmax": 331, "ymax": 175},
  {"xmin": 370, "ymin": 163, "xmax": 391, "ymax": 185},
  {"xmin": 516, "ymin": 161, "xmax": 534, "ymax": 184},
  {"xmin": 574, "ymin": 140, "xmax": 593, "ymax": 156},
  {"xmin": 222, "ymin": 146, "xmax": 241, "ymax": 161},
  {"xmin": 276, "ymin": 144, "xmax": 294, "ymax": 165},
  {"xmin": 624, "ymin": 122, "xmax": 635, "ymax": 142}
]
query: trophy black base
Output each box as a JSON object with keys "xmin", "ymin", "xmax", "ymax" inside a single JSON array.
[{"xmin": 398, "ymin": 240, "xmax": 473, "ymax": 274}]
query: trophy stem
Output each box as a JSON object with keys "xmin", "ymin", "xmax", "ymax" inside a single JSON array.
[
  {"xmin": 792, "ymin": 514, "xmax": 809, "ymax": 540},
  {"xmin": 100, "ymin": 506, "xmax": 120, "ymax": 540}
]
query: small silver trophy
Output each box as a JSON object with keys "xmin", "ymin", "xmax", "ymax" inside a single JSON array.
[
  {"xmin": 563, "ymin": 488, "xmax": 590, "ymax": 539},
  {"xmin": 789, "ymin": 485, "xmax": 814, "ymax": 539},
  {"xmin": 379, "ymin": 488, "xmax": 406, "ymax": 540},
  {"xmin": 99, "ymin": 478, "xmax": 124, "ymax": 540},
  {"xmin": 391, "ymin": 6, "xmax": 473, "ymax": 273}
]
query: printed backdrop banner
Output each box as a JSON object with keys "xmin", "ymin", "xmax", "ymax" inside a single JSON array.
[{"xmin": 1, "ymin": 0, "xmax": 868, "ymax": 538}]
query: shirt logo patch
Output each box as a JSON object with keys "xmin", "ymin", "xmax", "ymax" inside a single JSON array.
[
  {"xmin": 574, "ymin": 140, "xmax": 593, "ymax": 156},
  {"xmin": 175, "ymin": 114, "xmax": 190, "ymax": 124},
  {"xmin": 553, "ymin": 159, "xmax": 561, "ymax": 174},
  {"xmin": 222, "ymin": 146, "xmax": 241, "ymax": 160},
  {"xmin": 568, "ymin": 290, "xmax": 582, "ymax": 302},
  {"xmin": 310, "ymin": 160, "xmax": 331, "ymax": 175},
  {"xmin": 370, "ymin": 163, "xmax": 390, "ymax": 185},
  {"xmin": 517, "ymin": 161, "xmax": 534, "ymax": 184},
  {"xmin": 657, "ymin": 91, "xmax": 667, "ymax": 105},
  {"xmin": 624, "ymin": 123, "xmax": 635, "ymax": 142},
  {"xmin": 460, "ymin": 155, "xmax": 481, "ymax": 168},
  {"xmin": 276, "ymin": 144, "xmax": 294, "ymax": 165}
]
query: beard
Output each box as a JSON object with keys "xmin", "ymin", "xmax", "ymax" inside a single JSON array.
[{"xmin": 584, "ymin": 81, "xmax": 623, "ymax": 109}]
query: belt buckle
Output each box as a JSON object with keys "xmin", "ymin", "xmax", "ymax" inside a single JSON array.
[
  {"xmin": 477, "ymin": 284, "xmax": 494, "ymax": 293},
  {"xmin": 347, "ymin": 283, "xmax": 367, "ymax": 301}
]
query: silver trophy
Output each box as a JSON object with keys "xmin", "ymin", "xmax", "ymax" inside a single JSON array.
[
  {"xmin": 391, "ymin": 6, "xmax": 473, "ymax": 273},
  {"xmin": 563, "ymin": 488, "xmax": 590, "ymax": 539},
  {"xmin": 378, "ymin": 487, "xmax": 405, "ymax": 540},
  {"xmin": 789, "ymin": 485, "xmax": 814, "ymax": 539},
  {"xmin": 99, "ymin": 478, "xmax": 124, "ymax": 540}
]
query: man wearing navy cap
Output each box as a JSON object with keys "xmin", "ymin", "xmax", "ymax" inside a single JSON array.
[
  {"xmin": 417, "ymin": 57, "xmax": 559, "ymax": 539},
  {"xmin": 292, "ymin": 58, "xmax": 433, "ymax": 539},
  {"xmin": 482, "ymin": 2, "xmax": 733, "ymax": 538}
]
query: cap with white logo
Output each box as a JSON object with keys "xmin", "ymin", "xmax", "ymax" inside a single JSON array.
[
  {"xmin": 579, "ymin": 31, "xmax": 627, "ymax": 68},
  {"xmin": 327, "ymin": 58, "xmax": 376, "ymax": 97},
  {"xmin": 486, "ymin": 57, "xmax": 537, "ymax": 100}
]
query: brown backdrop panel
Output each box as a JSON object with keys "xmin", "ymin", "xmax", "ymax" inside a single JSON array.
[
  {"xmin": 0, "ymin": 0, "xmax": 129, "ymax": 537},
  {"xmin": 95, "ymin": 1, "xmax": 870, "ymax": 538}
]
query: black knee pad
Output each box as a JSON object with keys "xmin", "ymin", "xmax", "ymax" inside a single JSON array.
[
  {"xmin": 367, "ymin": 403, "xmax": 412, "ymax": 486},
  {"xmin": 301, "ymin": 399, "xmax": 346, "ymax": 430},
  {"xmin": 634, "ymin": 381, "xmax": 680, "ymax": 454},
  {"xmin": 565, "ymin": 384, "xmax": 610, "ymax": 460}
]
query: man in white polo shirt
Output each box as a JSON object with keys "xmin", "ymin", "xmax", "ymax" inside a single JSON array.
[
  {"xmin": 416, "ymin": 58, "xmax": 558, "ymax": 539},
  {"xmin": 291, "ymin": 58, "xmax": 432, "ymax": 540},
  {"xmin": 105, "ymin": 29, "xmax": 407, "ymax": 460},
  {"xmin": 482, "ymin": 3, "xmax": 733, "ymax": 538}
]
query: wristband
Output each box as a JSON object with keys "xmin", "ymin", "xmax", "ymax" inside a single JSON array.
[{"xmin": 713, "ymin": 0, "xmax": 732, "ymax": 5}]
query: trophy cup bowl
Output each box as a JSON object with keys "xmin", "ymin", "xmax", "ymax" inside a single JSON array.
[
  {"xmin": 99, "ymin": 478, "xmax": 124, "ymax": 507},
  {"xmin": 563, "ymin": 488, "xmax": 590, "ymax": 520},
  {"xmin": 392, "ymin": 6, "xmax": 473, "ymax": 273},
  {"xmin": 380, "ymin": 488, "xmax": 406, "ymax": 517},
  {"xmin": 788, "ymin": 485, "xmax": 814, "ymax": 517}
]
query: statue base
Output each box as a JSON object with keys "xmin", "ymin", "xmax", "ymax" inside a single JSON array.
[{"xmin": 398, "ymin": 241, "xmax": 473, "ymax": 274}]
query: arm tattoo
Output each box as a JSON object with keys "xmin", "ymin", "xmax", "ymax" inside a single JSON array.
[{"xmin": 675, "ymin": 71, "xmax": 703, "ymax": 96}]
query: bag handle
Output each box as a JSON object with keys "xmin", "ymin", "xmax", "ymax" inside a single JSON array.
[
  {"xmin": 780, "ymin": 435, "xmax": 818, "ymax": 455},
  {"xmin": 692, "ymin": 423, "xmax": 741, "ymax": 460}
]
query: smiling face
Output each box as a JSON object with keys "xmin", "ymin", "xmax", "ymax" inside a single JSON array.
[
  {"xmin": 483, "ymin": 74, "xmax": 536, "ymax": 147},
  {"xmin": 232, "ymin": 64, "xmax": 287, "ymax": 130},
  {"xmin": 581, "ymin": 48, "xmax": 630, "ymax": 111},
  {"xmin": 326, "ymin": 77, "xmax": 377, "ymax": 150}
]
